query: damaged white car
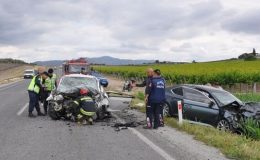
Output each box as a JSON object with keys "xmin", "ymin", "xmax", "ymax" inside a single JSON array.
[{"xmin": 47, "ymin": 74, "xmax": 110, "ymax": 120}]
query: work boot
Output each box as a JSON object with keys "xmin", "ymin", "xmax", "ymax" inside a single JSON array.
[
  {"xmin": 88, "ymin": 118, "xmax": 93, "ymax": 125},
  {"xmin": 44, "ymin": 110, "xmax": 48, "ymax": 116},
  {"xmin": 143, "ymin": 126, "xmax": 152, "ymax": 129},
  {"xmin": 82, "ymin": 120, "xmax": 87, "ymax": 125},
  {"xmin": 38, "ymin": 112, "xmax": 45, "ymax": 116},
  {"xmin": 28, "ymin": 112, "xmax": 36, "ymax": 118}
]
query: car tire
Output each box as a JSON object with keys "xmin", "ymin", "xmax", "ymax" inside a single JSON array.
[
  {"xmin": 216, "ymin": 119, "xmax": 231, "ymax": 131},
  {"xmin": 96, "ymin": 110, "xmax": 105, "ymax": 120},
  {"xmin": 48, "ymin": 103, "xmax": 61, "ymax": 120},
  {"xmin": 162, "ymin": 103, "xmax": 170, "ymax": 117}
]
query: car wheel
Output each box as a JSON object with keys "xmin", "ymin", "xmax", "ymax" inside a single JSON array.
[
  {"xmin": 48, "ymin": 103, "xmax": 61, "ymax": 120},
  {"xmin": 217, "ymin": 119, "xmax": 230, "ymax": 131},
  {"xmin": 162, "ymin": 103, "xmax": 170, "ymax": 117},
  {"xmin": 96, "ymin": 110, "xmax": 105, "ymax": 120}
]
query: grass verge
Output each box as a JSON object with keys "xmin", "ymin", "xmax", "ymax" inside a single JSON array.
[
  {"xmin": 235, "ymin": 93, "xmax": 260, "ymax": 102},
  {"xmin": 130, "ymin": 91, "xmax": 260, "ymax": 160}
]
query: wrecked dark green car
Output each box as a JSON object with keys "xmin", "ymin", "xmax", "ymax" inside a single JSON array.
[{"xmin": 163, "ymin": 84, "xmax": 260, "ymax": 132}]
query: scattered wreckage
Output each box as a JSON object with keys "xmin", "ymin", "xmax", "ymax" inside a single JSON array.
[{"xmin": 163, "ymin": 84, "xmax": 260, "ymax": 132}]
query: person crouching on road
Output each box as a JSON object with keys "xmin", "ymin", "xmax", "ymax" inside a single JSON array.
[
  {"xmin": 72, "ymin": 89, "xmax": 96, "ymax": 125},
  {"xmin": 146, "ymin": 69, "xmax": 166, "ymax": 129},
  {"xmin": 27, "ymin": 72, "xmax": 49, "ymax": 118},
  {"xmin": 135, "ymin": 68, "xmax": 154, "ymax": 129},
  {"xmin": 42, "ymin": 68, "xmax": 57, "ymax": 115}
]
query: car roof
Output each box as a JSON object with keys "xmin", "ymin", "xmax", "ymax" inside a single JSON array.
[
  {"xmin": 61, "ymin": 74, "xmax": 96, "ymax": 79},
  {"xmin": 167, "ymin": 84, "xmax": 225, "ymax": 92}
]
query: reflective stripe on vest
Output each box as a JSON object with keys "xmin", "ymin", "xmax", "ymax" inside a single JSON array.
[
  {"xmin": 80, "ymin": 108, "xmax": 95, "ymax": 116},
  {"xmin": 28, "ymin": 76, "xmax": 40, "ymax": 94},
  {"xmin": 74, "ymin": 101, "xmax": 79, "ymax": 105},
  {"xmin": 80, "ymin": 97, "xmax": 92, "ymax": 101}
]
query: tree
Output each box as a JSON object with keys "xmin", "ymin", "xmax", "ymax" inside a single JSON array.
[
  {"xmin": 155, "ymin": 60, "xmax": 160, "ymax": 64},
  {"xmin": 252, "ymin": 48, "xmax": 256, "ymax": 56}
]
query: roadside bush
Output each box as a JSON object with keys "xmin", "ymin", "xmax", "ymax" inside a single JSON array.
[
  {"xmin": 240, "ymin": 118, "xmax": 260, "ymax": 140},
  {"xmin": 136, "ymin": 91, "xmax": 145, "ymax": 101}
]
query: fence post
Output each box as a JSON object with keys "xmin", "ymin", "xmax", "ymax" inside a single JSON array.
[
  {"xmin": 253, "ymin": 82, "xmax": 257, "ymax": 93},
  {"xmin": 177, "ymin": 101, "xmax": 183, "ymax": 125}
]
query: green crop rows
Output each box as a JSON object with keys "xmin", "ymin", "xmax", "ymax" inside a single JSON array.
[{"xmin": 94, "ymin": 60, "xmax": 260, "ymax": 85}]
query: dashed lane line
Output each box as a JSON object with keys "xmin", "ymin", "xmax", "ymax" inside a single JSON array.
[
  {"xmin": 17, "ymin": 103, "xmax": 29, "ymax": 116},
  {"xmin": 113, "ymin": 114, "xmax": 176, "ymax": 160}
]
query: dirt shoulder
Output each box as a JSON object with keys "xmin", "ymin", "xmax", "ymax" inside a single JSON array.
[
  {"xmin": 0, "ymin": 64, "xmax": 35, "ymax": 85},
  {"xmin": 105, "ymin": 74, "xmax": 144, "ymax": 93}
]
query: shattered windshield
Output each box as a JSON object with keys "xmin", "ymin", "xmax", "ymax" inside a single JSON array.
[
  {"xmin": 211, "ymin": 90, "xmax": 243, "ymax": 106},
  {"xmin": 69, "ymin": 65, "xmax": 89, "ymax": 73},
  {"xmin": 57, "ymin": 77, "xmax": 98, "ymax": 93}
]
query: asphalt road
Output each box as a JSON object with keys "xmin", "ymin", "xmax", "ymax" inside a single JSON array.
[{"xmin": 0, "ymin": 79, "xmax": 229, "ymax": 160}]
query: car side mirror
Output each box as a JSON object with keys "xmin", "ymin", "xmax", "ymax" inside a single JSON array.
[{"xmin": 100, "ymin": 83, "xmax": 106, "ymax": 87}]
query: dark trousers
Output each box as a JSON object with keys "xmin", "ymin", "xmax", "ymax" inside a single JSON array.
[
  {"xmin": 28, "ymin": 91, "xmax": 40, "ymax": 113},
  {"xmin": 42, "ymin": 91, "xmax": 50, "ymax": 112},
  {"xmin": 160, "ymin": 104, "xmax": 164, "ymax": 125},
  {"xmin": 151, "ymin": 103, "xmax": 162, "ymax": 129},
  {"xmin": 146, "ymin": 102, "xmax": 153, "ymax": 127}
]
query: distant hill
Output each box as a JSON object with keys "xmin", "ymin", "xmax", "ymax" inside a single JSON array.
[
  {"xmin": 34, "ymin": 56, "xmax": 155, "ymax": 66},
  {"xmin": 0, "ymin": 58, "xmax": 27, "ymax": 64},
  {"xmin": 34, "ymin": 60, "xmax": 64, "ymax": 66}
]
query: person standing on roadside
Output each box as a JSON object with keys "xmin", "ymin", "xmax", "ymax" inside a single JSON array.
[
  {"xmin": 135, "ymin": 68, "xmax": 154, "ymax": 128},
  {"xmin": 27, "ymin": 71, "xmax": 49, "ymax": 117},
  {"xmin": 146, "ymin": 69, "xmax": 166, "ymax": 129},
  {"xmin": 42, "ymin": 68, "xmax": 57, "ymax": 115},
  {"xmin": 47, "ymin": 68, "xmax": 57, "ymax": 90}
]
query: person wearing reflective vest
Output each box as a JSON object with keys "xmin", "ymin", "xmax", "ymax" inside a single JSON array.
[
  {"xmin": 147, "ymin": 69, "xmax": 166, "ymax": 129},
  {"xmin": 27, "ymin": 72, "xmax": 48, "ymax": 117},
  {"xmin": 41, "ymin": 68, "xmax": 57, "ymax": 115},
  {"xmin": 48, "ymin": 68, "xmax": 57, "ymax": 90},
  {"xmin": 72, "ymin": 88, "xmax": 96, "ymax": 125}
]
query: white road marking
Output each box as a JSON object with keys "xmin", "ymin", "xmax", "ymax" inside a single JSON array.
[
  {"xmin": 113, "ymin": 115, "xmax": 176, "ymax": 160},
  {"xmin": 17, "ymin": 103, "xmax": 29, "ymax": 116}
]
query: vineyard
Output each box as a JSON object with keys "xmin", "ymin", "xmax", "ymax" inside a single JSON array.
[{"xmin": 94, "ymin": 60, "xmax": 260, "ymax": 85}]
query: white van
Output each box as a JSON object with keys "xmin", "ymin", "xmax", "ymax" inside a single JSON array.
[{"xmin": 24, "ymin": 69, "xmax": 36, "ymax": 79}]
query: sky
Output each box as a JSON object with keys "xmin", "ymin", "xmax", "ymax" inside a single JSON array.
[{"xmin": 0, "ymin": 0, "xmax": 260, "ymax": 62}]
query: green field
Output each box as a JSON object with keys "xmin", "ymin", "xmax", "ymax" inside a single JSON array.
[{"xmin": 94, "ymin": 60, "xmax": 260, "ymax": 85}]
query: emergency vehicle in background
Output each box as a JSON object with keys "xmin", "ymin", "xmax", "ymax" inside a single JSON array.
[{"xmin": 62, "ymin": 58, "xmax": 90, "ymax": 75}]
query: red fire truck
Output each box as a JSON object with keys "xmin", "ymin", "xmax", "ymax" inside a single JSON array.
[{"xmin": 62, "ymin": 58, "xmax": 90, "ymax": 75}]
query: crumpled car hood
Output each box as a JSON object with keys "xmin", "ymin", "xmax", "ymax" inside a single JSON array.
[
  {"xmin": 221, "ymin": 101, "xmax": 260, "ymax": 120},
  {"xmin": 240, "ymin": 102, "xmax": 260, "ymax": 120}
]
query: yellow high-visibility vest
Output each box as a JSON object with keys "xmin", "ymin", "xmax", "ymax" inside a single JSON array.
[{"xmin": 28, "ymin": 76, "xmax": 41, "ymax": 94}]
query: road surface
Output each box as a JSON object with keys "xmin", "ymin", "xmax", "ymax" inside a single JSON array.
[{"xmin": 0, "ymin": 79, "xmax": 229, "ymax": 160}]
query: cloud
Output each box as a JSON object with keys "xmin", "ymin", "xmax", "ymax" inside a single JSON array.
[
  {"xmin": 222, "ymin": 10, "xmax": 260, "ymax": 34},
  {"xmin": 0, "ymin": 0, "xmax": 260, "ymax": 62}
]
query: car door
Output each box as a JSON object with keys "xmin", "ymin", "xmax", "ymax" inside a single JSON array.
[
  {"xmin": 169, "ymin": 87, "xmax": 184, "ymax": 116},
  {"xmin": 182, "ymin": 87, "xmax": 219, "ymax": 125}
]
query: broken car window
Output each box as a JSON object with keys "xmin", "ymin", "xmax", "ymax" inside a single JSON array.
[
  {"xmin": 57, "ymin": 77, "xmax": 98, "ymax": 93},
  {"xmin": 172, "ymin": 87, "xmax": 183, "ymax": 96},
  {"xmin": 210, "ymin": 90, "xmax": 243, "ymax": 106},
  {"xmin": 183, "ymin": 87, "xmax": 211, "ymax": 104}
]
